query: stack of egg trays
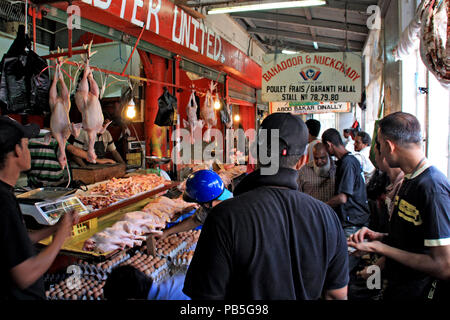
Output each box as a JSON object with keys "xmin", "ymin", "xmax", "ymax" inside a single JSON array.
[
  {"xmin": 129, "ymin": 247, "xmax": 171, "ymax": 283},
  {"xmin": 156, "ymin": 241, "xmax": 187, "ymax": 261},
  {"xmin": 46, "ymin": 274, "xmax": 105, "ymax": 301}
]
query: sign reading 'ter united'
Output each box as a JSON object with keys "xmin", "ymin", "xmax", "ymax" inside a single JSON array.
[{"xmin": 262, "ymin": 53, "xmax": 362, "ymax": 103}]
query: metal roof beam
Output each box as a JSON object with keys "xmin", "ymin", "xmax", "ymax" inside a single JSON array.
[
  {"xmin": 229, "ymin": 12, "xmax": 368, "ymax": 36},
  {"xmin": 248, "ymin": 27, "xmax": 364, "ymax": 50}
]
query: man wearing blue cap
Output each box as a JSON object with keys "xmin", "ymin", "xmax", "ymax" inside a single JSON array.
[{"xmin": 156, "ymin": 169, "xmax": 233, "ymax": 240}]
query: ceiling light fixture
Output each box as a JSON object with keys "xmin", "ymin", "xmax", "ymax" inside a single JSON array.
[
  {"xmin": 282, "ymin": 49, "xmax": 299, "ymax": 54},
  {"xmin": 207, "ymin": 0, "xmax": 326, "ymax": 15}
]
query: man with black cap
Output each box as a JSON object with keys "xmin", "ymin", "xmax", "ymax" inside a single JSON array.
[
  {"xmin": 183, "ymin": 113, "xmax": 349, "ymax": 300},
  {"xmin": 0, "ymin": 116, "xmax": 79, "ymax": 299}
]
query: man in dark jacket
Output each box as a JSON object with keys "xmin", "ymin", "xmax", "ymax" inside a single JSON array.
[{"xmin": 183, "ymin": 113, "xmax": 349, "ymax": 300}]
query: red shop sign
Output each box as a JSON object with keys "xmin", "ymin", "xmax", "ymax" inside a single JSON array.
[{"xmin": 55, "ymin": 0, "xmax": 261, "ymax": 88}]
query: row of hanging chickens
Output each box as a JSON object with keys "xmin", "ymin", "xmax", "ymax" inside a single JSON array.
[
  {"xmin": 49, "ymin": 42, "xmax": 110, "ymax": 169},
  {"xmin": 183, "ymin": 81, "xmax": 232, "ymax": 143}
]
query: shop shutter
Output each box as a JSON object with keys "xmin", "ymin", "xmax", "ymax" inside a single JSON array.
[
  {"xmin": 228, "ymin": 77, "xmax": 256, "ymax": 105},
  {"xmin": 180, "ymin": 59, "xmax": 225, "ymax": 84}
]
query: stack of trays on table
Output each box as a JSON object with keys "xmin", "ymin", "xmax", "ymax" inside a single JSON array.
[
  {"xmin": 44, "ymin": 230, "xmax": 202, "ymax": 300},
  {"xmin": 120, "ymin": 250, "xmax": 170, "ymax": 283}
]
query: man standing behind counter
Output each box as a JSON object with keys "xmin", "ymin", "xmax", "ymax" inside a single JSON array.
[
  {"xmin": 0, "ymin": 116, "xmax": 79, "ymax": 299},
  {"xmin": 72, "ymin": 117, "xmax": 125, "ymax": 167}
]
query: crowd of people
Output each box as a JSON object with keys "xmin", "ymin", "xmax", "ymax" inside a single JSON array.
[{"xmin": 1, "ymin": 111, "xmax": 449, "ymax": 301}]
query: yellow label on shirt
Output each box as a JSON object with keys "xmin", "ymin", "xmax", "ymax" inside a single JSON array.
[{"xmin": 397, "ymin": 199, "xmax": 422, "ymax": 226}]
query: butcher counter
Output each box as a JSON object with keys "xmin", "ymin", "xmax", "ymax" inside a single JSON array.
[{"xmin": 71, "ymin": 162, "xmax": 127, "ymax": 185}]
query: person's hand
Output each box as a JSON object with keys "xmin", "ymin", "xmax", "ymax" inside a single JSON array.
[
  {"xmin": 54, "ymin": 210, "xmax": 79, "ymax": 242},
  {"xmin": 347, "ymin": 227, "xmax": 386, "ymax": 244},
  {"xmin": 347, "ymin": 239, "xmax": 383, "ymax": 256},
  {"xmin": 96, "ymin": 158, "xmax": 116, "ymax": 165},
  {"xmin": 356, "ymin": 266, "xmax": 372, "ymax": 280}
]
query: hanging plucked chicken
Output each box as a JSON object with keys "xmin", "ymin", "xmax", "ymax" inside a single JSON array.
[
  {"xmin": 201, "ymin": 82, "xmax": 217, "ymax": 142},
  {"xmin": 48, "ymin": 56, "xmax": 81, "ymax": 169},
  {"xmin": 74, "ymin": 41, "xmax": 111, "ymax": 163},
  {"xmin": 183, "ymin": 90, "xmax": 204, "ymax": 143}
]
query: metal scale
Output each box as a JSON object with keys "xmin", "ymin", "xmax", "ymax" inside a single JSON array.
[{"xmin": 17, "ymin": 188, "xmax": 90, "ymax": 225}]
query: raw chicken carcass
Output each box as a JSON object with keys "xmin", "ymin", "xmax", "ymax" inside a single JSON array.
[
  {"xmin": 75, "ymin": 53, "xmax": 110, "ymax": 163},
  {"xmin": 83, "ymin": 210, "xmax": 165, "ymax": 253},
  {"xmin": 183, "ymin": 91, "xmax": 204, "ymax": 144},
  {"xmin": 200, "ymin": 82, "xmax": 217, "ymax": 142},
  {"xmin": 48, "ymin": 62, "xmax": 81, "ymax": 169}
]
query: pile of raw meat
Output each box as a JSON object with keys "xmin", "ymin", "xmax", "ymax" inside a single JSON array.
[
  {"xmin": 83, "ymin": 196, "xmax": 193, "ymax": 253},
  {"xmin": 78, "ymin": 174, "xmax": 167, "ymax": 210}
]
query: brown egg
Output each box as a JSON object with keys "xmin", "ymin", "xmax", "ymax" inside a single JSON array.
[
  {"xmin": 71, "ymin": 294, "xmax": 78, "ymax": 300},
  {"xmin": 144, "ymin": 270, "xmax": 151, "ymax": 276},
  {"xmin": 64, "ymin": 293, "xmax": 71, "ymax": 299}
]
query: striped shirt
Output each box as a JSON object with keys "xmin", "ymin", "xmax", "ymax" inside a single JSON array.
[
  {"xmin": 73, "ymin": 129, "xmax": 116, "ymax": 153},
  {"xmin": 297, "ymin": 161, "xmax": 336, "ymax": 203},
  {"xmin": 28, "ymin": 133, "xmax": 68, "ymax": 187}
]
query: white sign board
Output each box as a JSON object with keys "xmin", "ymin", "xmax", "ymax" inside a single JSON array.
[
  {"xmin": 262, "ymin": 53, "xmax": 362, "ymax": 103},
  {"xmin": 270, "ymin": 102, "xmax": 351, "ymax": 114}
]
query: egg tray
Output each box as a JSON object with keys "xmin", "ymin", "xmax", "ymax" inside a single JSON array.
[
  {"xmin": 46, "ymin": 275, "xmax": 105, "ymax": 301},
  {"xmin": 172, "ymin": 250, "xmax": 195, "ymax": 268},
  {"xmin": 153, "ymin": 230, "xmax": 201, "ymax": 260},
  {"xmin": 120, "ymin": 250, "xmax": 170, "ymax": 283}
]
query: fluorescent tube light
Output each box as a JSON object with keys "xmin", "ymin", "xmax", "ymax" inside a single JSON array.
[
  {"xmin": 313, "ymin": 41, "xmax": 319, "ymax": 50},
  {"xmin": 282, "ymin": 49, "xmax": 299, "ymax": 54},
  {"xmin": 207, "ymin": 0, "xmax": 327, "ymax": 15}
]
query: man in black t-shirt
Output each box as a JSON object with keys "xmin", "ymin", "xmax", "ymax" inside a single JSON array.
[
  {"xmin": 183, "ymin": 113, "xmax": 349, "ymax": 300},
  {"xmin": 348, "ymin": 112, "xmax": 450, "ymax": 300},
  {"xmin": 0, "ymin": 116, "xmax": 79, "ymax": 300},
  {"xmin": 322, "ymin": 128, "xmax": 370, "ymax": 272},
  {"xmin": 322, "ymin": 129, "xmax": 370, "ymax": 230}
]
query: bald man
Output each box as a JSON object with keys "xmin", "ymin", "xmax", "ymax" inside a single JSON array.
[{"xmin": 297, "ymin": 143, "xmax": 336, "ymax": 203}]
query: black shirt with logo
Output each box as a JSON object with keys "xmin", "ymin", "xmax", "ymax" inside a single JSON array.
[
  {"xmin": 334, "ymin": 152, "xmax": 370, "ymax": 228},
  {"xmin": 384, "ymin": 166, "xmax": 450, "ymax": 300},
  {"xmin": 0, "ymin": 180, "xmax": 45, "ymax": 300},
  {"xmin": 183, "ymin": 167, "xmax": 349, "ymax": 300}
]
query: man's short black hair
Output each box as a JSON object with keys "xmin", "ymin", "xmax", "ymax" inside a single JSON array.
[
  {"xmin": 343, "ymin": 129, "xmax": 351, "ymax": 134},
  {"xmin": 379, "ymin": 112, "xmax": 422, "ymax": 146},
  {"xmin": 305, "ymin": 119, "xmax": 321, "ymax": 137},
  {"xmin": 103, "ymin": 265, "xmax": 152, "ymax": 300},
  {"xmin": 356, "ymin": 131, "xmax": 371, "ymax": 146},
  {"xmin": 321, "ymin": 128, "xmax": 344, "ymax": 147}
]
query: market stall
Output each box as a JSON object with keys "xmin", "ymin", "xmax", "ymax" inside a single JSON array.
[
  {"xmin": 16, "ymin": 165, "xmax": 245, "ymax": 301},
  {"xmin": 0, "ymin": 0, "xmax": 260, "ymax": 301}
]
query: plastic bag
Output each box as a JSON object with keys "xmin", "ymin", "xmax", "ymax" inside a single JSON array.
[
  {"xmin": 155, "ymin": 88, "xmax": 178, "ymax": 126},
  {"xmin": 220, "ymin": 99, "xmax": 233, "ymax": 128},
  {"xmin": 0, "ymin": 25, "xmax": 50, "ymax": 114},
  {"xmin": 0, "ymin": 54, "xmax": 29, "ymax": 114},
  {"xmin": 26, "ymin": 50, "xmax": 50, "ymax": 114}
]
